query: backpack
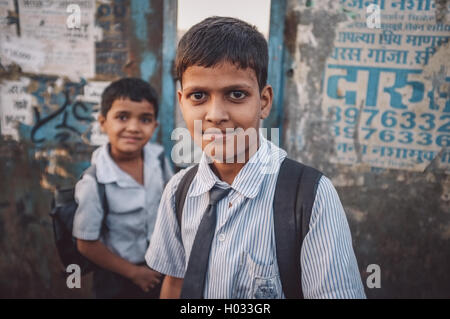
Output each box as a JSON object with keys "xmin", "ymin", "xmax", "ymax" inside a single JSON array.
[
  {"xmin": 49, "ymin": 165, "xmax": 108, "ymax": 275},
  {"xmin": 174, "ymin": 157, "xmax": 322, "ymax": 299},
  {"xmin": 49, "ymin": 151, "xmax": 168, "ymax": 275}
]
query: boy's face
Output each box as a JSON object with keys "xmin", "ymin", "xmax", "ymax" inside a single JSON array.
[
  {"xmin": 99, "ymin": 98, "xmax": 158, "ymax": 159},
  {"xmin": 178, "ymin": 62, "xmax": 273, "ymax": 163}
]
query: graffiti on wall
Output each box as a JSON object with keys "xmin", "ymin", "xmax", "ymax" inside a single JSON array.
[
  {"xmin": 0, "ymin": 77, "xmax": 110, "ymax": 146},
  {"xmin": 27, "ymin": 78, "xmax": 95, "ymax": 144},
  {"xmin": 323, "ymin": 0, "xmax": 450, "ymax": 172},
  {"xmin": 0, "ymin": 1, "xmax": 124, "ymax": 145}
]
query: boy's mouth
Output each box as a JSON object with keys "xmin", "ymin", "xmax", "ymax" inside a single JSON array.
[
  {"xmin": 202, "ymin": 129, "xmax": 235, "ymax": 141},
  {"xmin": 121, "ymin": 136, "xmax": 142, "ymax": 143}
]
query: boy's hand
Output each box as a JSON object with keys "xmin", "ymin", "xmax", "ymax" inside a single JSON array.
[{"xmin": 130, "ymin": 265, "xmax": 163, "ymax": 292}]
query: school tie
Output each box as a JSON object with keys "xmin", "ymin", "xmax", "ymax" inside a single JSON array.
[{"xmin": 180, "ymin": 185, "xmax": 231, "ymax": 299}]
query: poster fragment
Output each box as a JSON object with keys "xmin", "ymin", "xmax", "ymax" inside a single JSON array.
[{"xmin": 323, "ymin": 0, "xmax": 450, "ymax": 171}]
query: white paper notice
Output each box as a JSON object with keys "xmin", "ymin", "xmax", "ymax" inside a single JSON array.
[
  {"xmin": 0, "ymin": 78, "xmax": 34, "ymax": 141},
  {"xmin": 80, "ymin": 81, "xmax": 110, "ymax": 104},
  {"xmin": 77, "ymin": 81, "xmax": 111, "ymax": 145},
  {"xmin": 16, "ymin": 0, "xmax": 96, "ymax": 79},
  {"xmin": 0, "ymin": 36, "xmax": 46, "ymax": 72}
]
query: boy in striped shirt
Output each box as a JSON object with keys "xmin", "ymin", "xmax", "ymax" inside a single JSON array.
[{"xmin": 146, "ymin": 16, "xmax": 366, "ymax": 299}]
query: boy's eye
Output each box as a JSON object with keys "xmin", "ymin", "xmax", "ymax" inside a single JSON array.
[
  {"xmin": 189, "ymin": 92, "xmax": 206, "ymax": 101},
  {"xmin": 118, "ymin": 114, "xmax": 128, "ymax": 121},
  {"xmin": 141, "ymin": 117, "xmax": 152, "ymax": 124},
  {"xmin": 229, "ymin": 91, "xmax": 247, "ymax": 100}
]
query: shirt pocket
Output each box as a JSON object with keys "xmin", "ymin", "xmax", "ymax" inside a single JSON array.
[
  {"xmin": 232, "ymin": 252, "xmax": 282, "ymax": 299},
  {"xmin": 105, "ymin": 186, "xmax": 145, "ymax": 232},
  {"xmin": 107, "ymin": 187, "xmax": 145, "ymax": 213}
]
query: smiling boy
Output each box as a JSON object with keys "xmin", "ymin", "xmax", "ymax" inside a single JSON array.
[
  {"xmin": 73, "ymin": 78, "xmax": 173, "ymax": 298},
  {"xmin": 146, "ymin": 17, "xmax": 365, "ymax": 299}
]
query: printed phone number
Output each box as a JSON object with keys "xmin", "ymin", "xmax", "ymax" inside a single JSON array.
[{"xmin": 328, "ymin": 105, "xmax": 450, "ymax": 147}]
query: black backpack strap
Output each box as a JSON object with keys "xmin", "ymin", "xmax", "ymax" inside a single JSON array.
[
  {"xmin": 83, "ymin": 165, "xmax": 109, "ymax": 228},
  {"xmin": 274, "ymin": 158, "xmax": 322, "ymax": 299},
  {"xmin": 297, "ymin": 162, "xmax": 323, "ymax": 252},
  {"xmin": 158, "ymin": 151, "xmax": 167, "ymax": 185},
  {"xmin": 174, "ymin": 165, "xmax": 199, "ymax": 229}
]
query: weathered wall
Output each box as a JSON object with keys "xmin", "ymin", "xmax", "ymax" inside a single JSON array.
[
  {"xmin": 1, "ymin": 0, "xmax": 449, "ymax": 299},
  {"xmin": 273, "ymin": 0, "xmax": 450, "ymax": 298},
  {"xmin": 0, "ymin": 0, "xmax": 176, "ymax": 298}
]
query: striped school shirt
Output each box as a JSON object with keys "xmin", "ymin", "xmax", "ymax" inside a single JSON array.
[{"xmin": 146, "ymin": 135, "xmax": 366, "ymax": 299}]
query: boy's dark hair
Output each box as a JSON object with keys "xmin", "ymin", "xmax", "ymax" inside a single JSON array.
[
  {"xmin": 176, "ymin": 16, "xmax": 268, "ymax": 91},
  {"xmin": 100, "ymin": 77, "xmax": 159, "ymax": 117}
]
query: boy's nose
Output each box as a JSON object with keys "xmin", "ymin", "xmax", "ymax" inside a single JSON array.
[
  {"xmin": 126, "ymin": 118, "xmax": 140, "ymax": 131},
  {"xmin": 205, "ymin": 98, "xmax": 229, "ymax": 124}
]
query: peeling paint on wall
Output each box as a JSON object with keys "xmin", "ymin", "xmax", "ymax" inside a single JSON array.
[
  {"xmin": 283, "ymin": 0, "xmax": 450, "ymax": 298},
  {"xmin": 283, "ymin": 2, "xmax": 348, "ymax": 169},
  {"xmin": 96, "ymin": 0, "xmax": 132, "ymax": 79}
]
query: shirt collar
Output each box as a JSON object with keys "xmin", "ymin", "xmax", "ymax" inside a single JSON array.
[
  {"xmin": 188, "ymin": 134, "xmax": 286, "ymax": 198},
  {"xmin": 143, "ymin": 142, "xmax": 164, "ymax": 172},
  {"xmin": 92, "ymin": 142, "xmax": 162, "ymax": 187}
]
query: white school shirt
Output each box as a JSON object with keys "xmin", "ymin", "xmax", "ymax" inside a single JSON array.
[
  {"xmin": 73, "ymin": 142, "xmax": 173, "ymax": 264},
  {"xmin": 146, "ymin": 136, "xmax": 366, "ymax": 298}
]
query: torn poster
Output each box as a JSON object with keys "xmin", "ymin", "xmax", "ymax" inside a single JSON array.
[
  {"xmin": 77, "ymin": 81, "xmax": 110, "ymax": 146},
  {"xmin": 15, "ymin": 0, "xmax": 96, "ymax": 79},
  {"xmin": 0, "ymin": 78, "xmax": 34, "ymax": 141}
]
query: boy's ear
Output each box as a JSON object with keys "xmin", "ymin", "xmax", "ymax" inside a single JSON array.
[
  {"xmin": 260, "ymin": 85, "xmax": 273, "ymax": 120},
  {"xmin": 177, "ymin": 90, "xmax": 183, "ymax": 106},
  {"xmin": 98, "ymin": 114, "xmax": 106, "ymax": 132}
]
